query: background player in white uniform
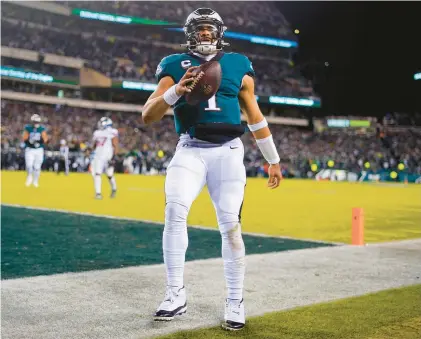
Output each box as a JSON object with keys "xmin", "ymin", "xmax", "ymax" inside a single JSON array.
[
  {"xmin": 142, "ymin": 8, "xmax": 282, "ymax": 330},
  {"xmin": 22, "ymin": 114, "xmax": 49, "ymax": 187},
  {"xmin": 57, "ymin": 139, "xmax": 70, "ymax": 175},
  {"xmin": 91, "ymin": 117, "xmax": 119, "ymax": 199}
]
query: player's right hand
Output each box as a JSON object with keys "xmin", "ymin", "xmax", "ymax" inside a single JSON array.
[{"xmin": 175, "ymin": 67, "xmax": 199, "ymax": 96}]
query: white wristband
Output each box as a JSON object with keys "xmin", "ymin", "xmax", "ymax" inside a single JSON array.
[
  {"xmin": 248, "ymin": 118, "xmax": 268, "ymax": 132},
  {"xmin": 163, "ymin": 85, "xmax": 181, "ymax": 106},
  {"xmin": 255, "ymin": 135, "xmax": 280, "ymax": 164}
]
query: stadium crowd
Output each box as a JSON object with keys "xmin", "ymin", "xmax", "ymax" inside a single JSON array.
[
  {"xmin": 60, "ymin": 1, "xmax": 294, "ymax": 38},
  {"xmin": 1, "ymin": 2, "xmax": 313, "ymax": 98},
  {"xmin": 2, "ymin": 100, "xmax": 421, "ymax": 178}
]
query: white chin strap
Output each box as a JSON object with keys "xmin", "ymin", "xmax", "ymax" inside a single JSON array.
[{"xmin": 196, "ymin": 42, "xmax": 218, "ymax": 55}]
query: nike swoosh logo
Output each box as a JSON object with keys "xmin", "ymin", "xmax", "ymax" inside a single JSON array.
[
  {"xmin": 230, "ymin": 146, "xmax": 239, "ymax": 149},
  {"xmin": 233, "ymin": 311, "xmax": 240, "ymax": 315}
]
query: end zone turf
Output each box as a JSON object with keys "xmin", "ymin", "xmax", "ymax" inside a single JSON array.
[{"xmin": 2, "ymin": 171, "xmax": 420, "ymax": 243}]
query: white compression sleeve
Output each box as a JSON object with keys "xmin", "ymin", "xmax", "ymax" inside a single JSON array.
[{"xmin": 255, "ymin": 135, "xmax": 280, "ymax": 164}]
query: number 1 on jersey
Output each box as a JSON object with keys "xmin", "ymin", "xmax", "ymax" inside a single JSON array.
[{"xmin": 204, "ymin": 95, "xmax": 221, "ymax": 111}]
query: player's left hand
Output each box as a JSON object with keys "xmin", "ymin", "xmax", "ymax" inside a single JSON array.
[{"xmin": 267, "ymin": 163, "xmax": 282, "ymax": 189}]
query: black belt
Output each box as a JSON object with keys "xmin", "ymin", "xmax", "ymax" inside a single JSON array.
[{"xmin": 186, "ymin": 123, "xmax": 246, "ymax": 144}]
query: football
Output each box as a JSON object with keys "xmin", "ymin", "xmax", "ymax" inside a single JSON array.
[{"xmin": 185, "ymin": 60, "xmax": 222, "ymax": 105}]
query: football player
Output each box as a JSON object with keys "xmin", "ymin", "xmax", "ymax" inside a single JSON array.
[
  {"xmin": 142, "ymin": 8, "xmax": 282, "ymax": 330},
  {"xmin": 22, "ymin": 114, "xmax": 48, "ymax": 187},
  {"xmin": 57, "ymin": 139, "xmax": 70, "ymax": 175},
  {"xmin": 91, "ymin": 117, "xmax": 119, "ymax": 199}
]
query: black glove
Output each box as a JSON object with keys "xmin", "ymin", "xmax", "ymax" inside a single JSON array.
[{"xmin": 108, "ymin": 156, "xmax": 116, "ymax": 167}]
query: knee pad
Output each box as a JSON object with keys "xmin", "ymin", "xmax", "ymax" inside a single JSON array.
[
  {"xmin": 165, "ymin": 202, "xmax": 189, "ymax": 228},
  {"xmin": 220, "ymin": 222, "xmax": 245, "ymax": 260},
  {"xmin": 105, "ymin": 166, "xmax": 114, "ymax": 177}
]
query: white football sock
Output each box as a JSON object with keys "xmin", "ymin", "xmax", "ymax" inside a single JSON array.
[
  {"xmin": 25, "ymin": 172, "xmax": 33, "ymax": 186},
  {"xmin": 33, "ymin": 169, "xmax": 41, "ymax": 185},
  {"xmin": 94, "ymin": 174, "xmax": 102, "ymax": 194},
  {"xmin": 220, "ymin": 223, "xmax": 246, "ymax": 300},
  {"xmin": 163, "ymin": 202, "xmax": 189, "ymax": 288},
  {"xmin": 108, "ymin": 176, "xmax": 117, "ymax": 191}
]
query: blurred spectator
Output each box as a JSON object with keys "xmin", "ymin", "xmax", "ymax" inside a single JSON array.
[
  {"xmin": 2, "ymin": 100, "xmax": 420, "ymax": 176},
  {"xmin": 1, "ymin": 3, "xmax": 315, "ymax": 98}
]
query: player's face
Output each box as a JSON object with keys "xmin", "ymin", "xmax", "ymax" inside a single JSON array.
[{"xmin": 196, "ymin": 24, "xmax": 218, "ymax": 43}]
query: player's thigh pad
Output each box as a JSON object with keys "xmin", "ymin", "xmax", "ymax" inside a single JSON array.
[
  {"xmin": 205, "ymin": 142, "xmax": 246, "ymax": 230},
  {"xmin": 165, "ymin": 146, "xmax": 207, "ymax": 208},
  {"xmin": 25, "ymin": 149, "xmax": 35, "ymax": 170},
  {"xmin": 93, "ymin": 158, "xmax": 105, "ymax": 174}
]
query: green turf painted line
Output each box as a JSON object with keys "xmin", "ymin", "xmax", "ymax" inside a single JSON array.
[
  {"xmin": 1, "ymin": 206, "xmax": 334, "ymax": 279},
  {"xmin": 155, "ymin": 284, "xmax": 421, "ymax": 339},
  {"xmin": 2, "ymin": 203, "xmax": 344, "ymax": 245}
]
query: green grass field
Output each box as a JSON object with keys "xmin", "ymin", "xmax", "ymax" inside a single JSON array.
[
  {"xmin": 156, "ymin": 284, "xmax": 421, "ymax": 339},
  {"xmin": 1, "ymin": 171, "xmax": 420, "ymax": 243}
]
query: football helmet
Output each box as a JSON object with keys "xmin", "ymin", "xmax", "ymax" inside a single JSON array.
[
  {"xmin": 98, "ymin": 117, "xmax": 113, "ymax": 130},
  {"xmin": 31, "ymin": 114, "xmax": 41, "ymax": 127},
  {"xmin": 182, "ymin": 8, "xmax": 229, "ymax": 55}
]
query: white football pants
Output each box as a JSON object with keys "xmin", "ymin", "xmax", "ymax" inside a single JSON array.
[
  {"xmin": 164, "ymin": 134, "xmax": 246, "ymax": 300},
  {"xmin": 92, "ymin": 156, "xmax": 114, "ymax": 176},
  {"xmin": 25, "ymin": 148, "xmax": 44, "ymax": 172}
]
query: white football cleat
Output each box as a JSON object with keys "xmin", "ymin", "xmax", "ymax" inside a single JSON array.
[
  {"xmin": 154, "ymin": 286, "xmax": 187, "ymax": 321},
  {"xmin": 221, "ymin": 298, "xmax": 245, "ymax": 331},
  {"xmin": 25, "ymin": 176, "xmax": 33, "ymax": 187},
  {"xmin": 33, "ymin": 182, "xmax": 39, "ymax": 188}
]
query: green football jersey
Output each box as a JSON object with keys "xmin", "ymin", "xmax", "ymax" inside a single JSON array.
[
  {"xmin": 155, "ymin": 52, "xmax": 255, "ymax": 142},
  {"xmin": 24, "ymin": 124, "xmax": 46, "ymax": 149}
]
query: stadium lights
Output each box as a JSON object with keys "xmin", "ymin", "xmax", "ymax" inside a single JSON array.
[
  {"xmin": 72, "ymin": 8, "xmax": 299, "ymax": 48},
  {"xmin": 121, "ymin": 81, "xmax": 317, "ymax": 107},
  {"xmin": 268, "ymin": 96, "xmax": 320, "ymax": 107},
  {"xmin": 327, "ymin": 119, "xmax": 370, "ymax": 128},
  {"xmin": 122, "ymin": 81, "xmax": 158, "ymax": 91},
  {"xmin": 166, "ymin": 28, "xmax": 298, "ymax": 49},
  {"xmin": 294, "ymin": 29, "xmax": 300, "ymax": 34},
  {"xmin": 72, "ymin": 8, "xmax": 177, "ymax": 25},
  {"xmin": 0, "ymin": 66, "xmax": 77, "ymax": 85},
  {"xmin": 414, "ymin": 72, "xmax": 421, "ymax": 80},
  {"xmin": 1, "ymin": 66, "xmax": 54, "ymax": 83}
]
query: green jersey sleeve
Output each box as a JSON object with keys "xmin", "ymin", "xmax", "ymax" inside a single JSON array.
[
  {"xmin": 244, "ymin": 56, "xmax": 256, "ymax": 78},
  {"xmin": 155, "ymin": 54, "xmax": 184, "ymax": 83}
]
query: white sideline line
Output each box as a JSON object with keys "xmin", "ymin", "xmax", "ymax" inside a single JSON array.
[{"xmin": 1, "ymin": 203, "xmax": 343, "ymax": 245}]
